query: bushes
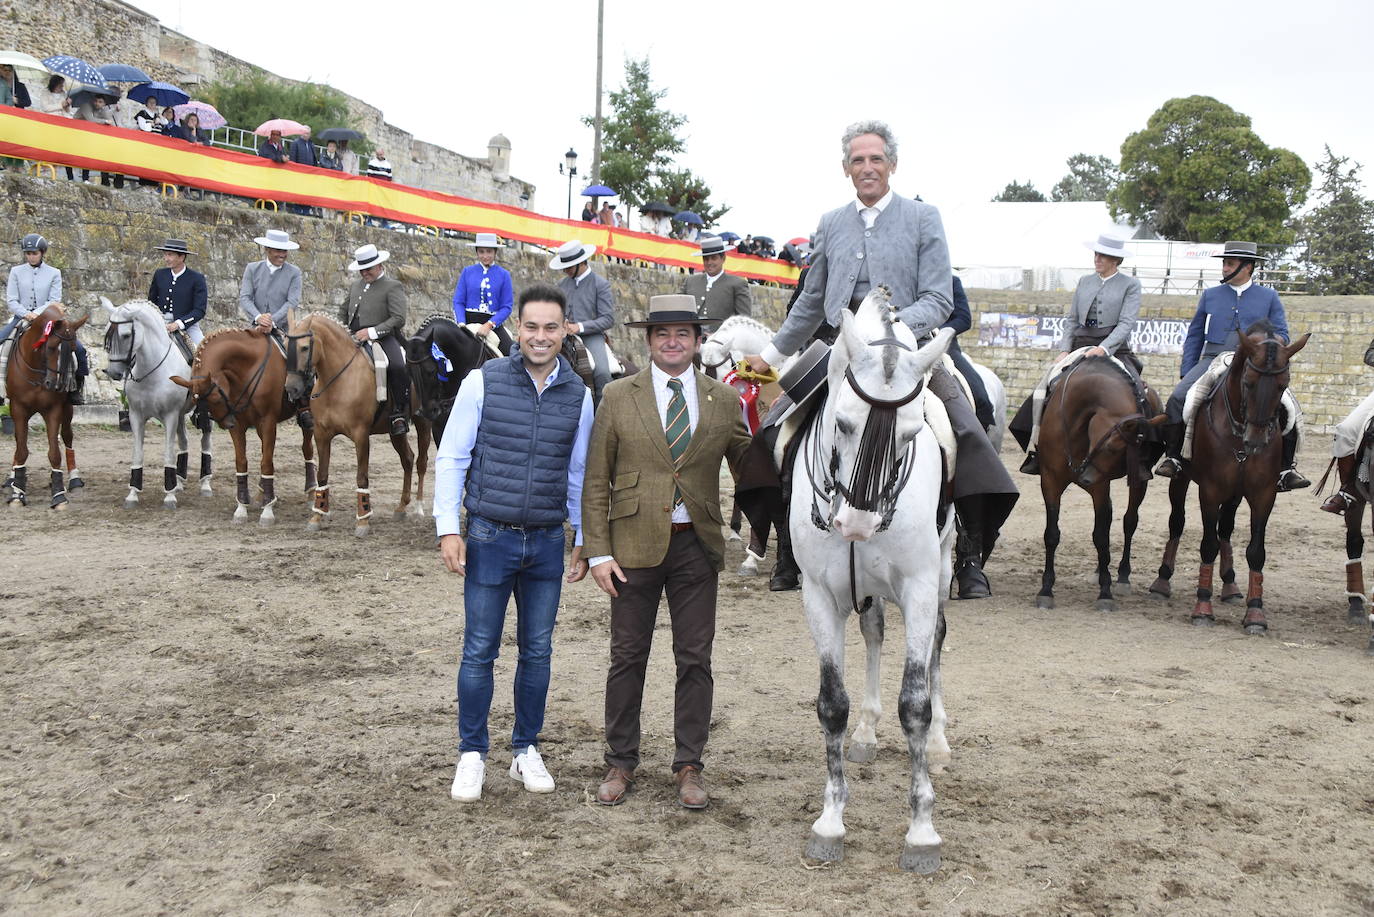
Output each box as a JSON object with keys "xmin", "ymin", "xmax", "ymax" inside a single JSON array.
[{"xmin": 199, "ymin": 70, "xmax": 373, "ymax": 156}]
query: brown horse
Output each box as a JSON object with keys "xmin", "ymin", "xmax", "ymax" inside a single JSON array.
[
  {"xmin": 1034, "ymin": 357, "xmax": 1166, "ymax": 611},
  {"xmin": 283, "ymin": 314, "xmax": 431, "ymax": 537},
  {"xmin": 170, "ymin": 329, "xmax": 317, "ymax": 526},
  {"xmin": 4, "ymin": 303, "xmax": 87, "ymax": 509},
  {"xmin": 1316, "ymin": 419, "xmax": 1374, "ymax": 655},
  {"xmin": 1148, "ymin": 323, "xmax": 1310, "ymax": 632}
]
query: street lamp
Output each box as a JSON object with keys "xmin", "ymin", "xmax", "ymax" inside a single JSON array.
[{"xmin": 559, "ymin": 148, "xmax": 578, "ymax": 220}]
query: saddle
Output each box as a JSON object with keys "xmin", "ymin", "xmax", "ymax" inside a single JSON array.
[
  {"xmin": 360, "ymin": 340, "xmax": 389, "ymax": 403},
  {"xmin": 0, "ymin": 320, "xmax": 23, "ymax": 401},
  {"xmin": 464, "ymin": 323, "xmax": 505, "ymax": 359},
  {"xmin": 1181, "ymin": 352, "xmax": 1299, "ymax": 459}
]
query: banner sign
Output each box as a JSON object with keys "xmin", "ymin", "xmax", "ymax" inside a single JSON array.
[{"xmin": 978, "ymin": 312, "xmax": 1188, "ymax": 355}]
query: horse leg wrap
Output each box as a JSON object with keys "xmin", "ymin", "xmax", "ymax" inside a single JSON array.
[
  {"xmin": 1218, "ymin": 541, "xmax": 1235, "ymax": 579},
  {"xmin": 260, "ymin": 474, "xmax": 276, "ymax": 507},
  {"xmin": 176, "ymin": 451, "xmax": 188, "ymax": 482},
  {"xmin": 1158, "ymin": 537, "xmax": 1179, "ymax": 580},
  {"xmin": 356, "ymin": 488, "xmax": 372, "ymax": 520},
  {"xmin": 200, "ymin": 452, "xmax": 213, "ymax": 479},
  {"xmin": 1244, "ymin": 571, "xmax": 1265, "ymax": 623},
  {"xmin": 163, "ymin": 466, "xmax": 177, "ymax": 494},
  {"xmin": 129, "ymin": 467, "xmax": 143, "ymax": 492},
  {"xmin": 1192, "ymin": 564, "xmax": 1214, "ymax": 621},
  {"xmin": 64, "ymin": 447, "xmax": 77, "ymax": 472},
  {"xmin": 312, "ymin": 482, "xmax": 330, "ymax": 516},
  {"xmin": 7, "ymin": 465, "xmax": 27, "ymax": 505},
  {"xmin": 304, "ymin": 459, "xmax": 318, "ymax": 493},
  {"xmin": 1347, "ymin": 559, "xmax": 1365, "ymax": 601},
  {"xmin": 235, "ymin": 472, "xmax": 250, "ymax": 507},
  {"xmin": 50, "ymin": 467, "xmax": 66, "ymax": 506}
]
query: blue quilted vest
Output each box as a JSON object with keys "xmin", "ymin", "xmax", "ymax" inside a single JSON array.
[{"xmin": 464, "ymin": 354, "xmax": 584, "ymax": 526}]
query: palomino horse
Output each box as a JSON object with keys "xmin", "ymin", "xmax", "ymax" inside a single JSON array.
[
  {"xmin": 1317, "ymin": 412, "xmax": 1374, "ymax": 655},
  {"xmin": 791, "ymin": 285, "xmax": 956, "ymax": 873},
  {"xmin": 284, "ymin": 314, "xmax": 431, "ymax": 536},
  {"xmin": 405, "ymin": 314, "xmax": 489, "ymax": 447},
  {"xmin": 171, "ymin": 329, "xmax": 317, "ymax": 526},
  {"xmin": 1148, "ymin": 322, "xmax": 1310, "ymax": 632},
  {"xmin": 3, "ymin": 303, "xmax": 86, "ymax": 508},
  {"xmin": 102, "ymin": 298, "xmax": 213, "ymax": 509},
  {"xmin": 1033, "ymin": 355, "xmax": 1165, "ymax": 611}
]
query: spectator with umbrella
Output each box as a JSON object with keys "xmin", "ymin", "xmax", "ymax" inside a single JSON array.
[
  {"xmin": 315, "ymin": 127, "xmax": 362, "ymax": 174},
  {"xmin": 639, "ymin": 202, "xmax": 674, "ymax": 238},
  {"xmin": 673, "ymin": 210, "xmax": 704, "ymax": 243},
  {"xmin": 71, "ymin": 88, "xmax": 123, "ymax": 186},
  {"xmin": 317, "ymin": 140, "xmax": 342, "ymax": 171},
  {"xmin": 581, "ymin": 200, "xmax": 597, "ymax": 223},
  {"xmin": 180, "ymin": 112, "xmax": 212, "ymax": 146},
  {"xmin": 0, "ymin": 63, "xmax": 30, "ymax": 108},
  {"xmin": 257, "ymin": 129, "xmax": 288, "ymax": 163},
  {"xmin": 33, "ymin": 74, "xmax": 71, "ymax": 117},
  {"xmin": 173, "ymin": 100, "xmax": 225, "ymax": 130}
]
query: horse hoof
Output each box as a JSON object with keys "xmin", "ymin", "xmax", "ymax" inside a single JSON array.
[
  {"xmin": 927, "ymin": 747, "xmax": 951, "ymax": 774},
  {"xmin": 846, "ymin": 742, "xmax": 877, "ymax": 764},
  {"xmin": 1365, "ymin": 635, "xmax": 1374, "ymax": 657},
  {"xmin": 1096, "ymin": 598, "xmax": 1117, "ymax": 613},
  {"xmin": 1349, "ymin": 603, "xmax": 1368, "ymax": 625},
  {"xmin": 200, "ymin": 483, "xmax": 212, "ymax": 497},
  {"xmin": 163, "ymin": 498, "xmax": 177, "ymax": 510},
  {"xmin": 69, "ymin": 476, "xmax": 84, "ymax": 490},
  {"xmin": 258, "ymin": 513, "xmax": 275, "ymax": 528},
  {"xmin": 392, "ymin": 509, "xmax": 408, "ymax": 521},
  {"xmin": 354, "ymin": 525, "xmax": 370, "ymax": 537},
  {"xmin": 805, "ymin": 833, "xmax": 844, "ymax": 863},
  {"xmin": 1035, "ymin": 595, "xmax": 1054, "ymax": 610},
  {"xmin": 737, "ymin": 561, "xmax": 759, "ymax": 577},
  {"xmin": 305, "ymin": 520, "xmax": 321, "ymax": 533},
  {"xmin": 1148, "ymin": 582, "xmax": 1171, "ymax": 601},
  {"xmin": 1112, "ymin": 581, "xmax": 1132, "ymax": 597},
  {"xmin": 726, "ymin": 529, "xmax": 742, "ymax": 542},
  {"xmin": 51, "ymin": 500, "xmax": 68, "ymax": 511},
  {"xmin": 898, "ymin": 843, "xmax": 942, "ymax": 874},
  {"xmin": 123, "ymin": 497, "xmax": 139, "ymax": 509},
  {"xmin": 1243, "ymin": 623, "xmax": 1268, "ymax": 636},
  {"xmin": 1191, "ymin": 615, "xmax": 1215, "ymax": 627},
  {"xmin": 1221, "ymin": 590, "xmax": 1244, "ymax": 605},
  {"xmin": 232, "ymin": 505, "xmax": 247, "ymax": 524}
]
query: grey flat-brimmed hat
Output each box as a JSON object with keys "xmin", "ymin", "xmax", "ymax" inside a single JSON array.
[
  {"xmin": 155, "ymin": 238, "xmax": 196, "ymax": 256},
  {"xmin": 253, "ymin": 228, "xmax": 299, "ymax": 251},
  {"xmin": 694, "ymin": 235, "xmax": 733, "ymax": 258},
  {"xmin": 1084, "ymin": 234, "xmax": 1128, "ymax": 259},
  {"xmin": 468, "ymin": 232, "xmax": 505, "ymax": 250},
  {"xmin": 623, "ymin": 293, "xmax": 718, "ymax": 329},
  {"xmin": 548, "ymin": 239, "xmax": 595, "ymax": 270},
  {"xmin": 347, "ymin": 243, "xmax": 390, "ymax": 271},
  {"xmin": 1210, "ymin": 240, "xmax": 1267, "ymax": 261}
]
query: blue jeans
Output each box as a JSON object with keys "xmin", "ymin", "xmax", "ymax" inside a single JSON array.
[{"xmin": 457, "ymin": 515, "xmax": 566, "ymax": 756}]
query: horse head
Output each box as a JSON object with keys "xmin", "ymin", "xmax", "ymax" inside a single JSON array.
[
  {"xmin": 101, "ymin": 298, "xmax": 163, "ymax": 382},
  {"xmin": 823, "ymin": 285, "xmax": 952, "ymax": 542},
  {"xmin": 283, "ymin": 315, "xmax": 320, "ymax": 402},
  {"xmin": 406, "ymin": 317, "xmax": 478, "ymax": 422},
  {"xmin": 30, "ymin": 303, "xmax": 87, "ymax": 392},
  {"xmin": 1232, "ymin": 321, "xmax": 1310, "ymax": 456},
  {"xmin": 701, "ymin": 316, "xmax": 772, "ymax": 378}
]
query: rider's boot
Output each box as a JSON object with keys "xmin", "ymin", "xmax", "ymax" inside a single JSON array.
[
  {"xmin": 1321, "ymin": 454, "xmax": 1358, "ymax": 514},
  {"xmin": 68, "ymin": 375, "xmax": 86, "ymax": 406},
  {"xmin": 768, "ymin": 519, "xmax": 801, "ymax": 592},
  {"xmin": 1277, "ymin": 430, "xmax": 1310, "ymax": 492},
  {"xmin": 954, "ymin": 497, "xmax": 992, "ymax": 599},
  {"xmin": 1154, "ymin": 421, "xmax": 1185, "ymax": 479},
  {"xmin": 1019, "ymin": 450, "xmax": 1041, "ymax": 476}
]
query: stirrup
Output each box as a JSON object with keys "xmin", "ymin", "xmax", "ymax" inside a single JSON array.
[{"xmin": 1321, "ymin": 490, "xmax": 1354, "ymax": 515}]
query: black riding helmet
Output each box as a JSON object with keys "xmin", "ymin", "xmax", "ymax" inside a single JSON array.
[{"xmin": 20, "ymin": 233, "xmax": 48, "ymax": 253}]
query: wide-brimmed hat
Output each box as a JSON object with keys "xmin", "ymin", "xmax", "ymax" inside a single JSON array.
[
  {"xmin": 694, "ymin": 236, "xmax": 733, "ymax": 258},
  {"xmin": 468, "ymin": 232, "xmax": 505, "ymax": 250},
  {"xmin": 548, "ymin": 239, "xmax": 596, "ymax": 270},
  {"xmin": 347, "ymin": 243, "xmax": 390, "ymax": 271},
  {"xmin": 1084, "ymin": 234, "xmax": 1128, "ymax": 259},
  {"xmin": 155, "ymin": 238, "xmax": 196, "ymax": 256},
  {"xmin": 765, "ymin": 339, "xmax": 832, "ymax": 428},
  {"xmin": 1210, "ymin": 240, "xmax": 1267, "ymax": 261},
  {"xmin": 623, "ymin": 294, "xmax": 718, "ymax": 329},
  {"xmin": 253, "ymin": 228, "xmax": 299, "ymax": 251}
]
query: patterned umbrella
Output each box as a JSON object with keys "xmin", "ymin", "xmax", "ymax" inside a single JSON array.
[
  {"xmin": 41, "ymin": 55, "xmax": 106, "ymax": 89},
  {"xmin": 129, "ymin": 80, "xmax": 190, "ymax": 107},
  {"xmin": 174, "ymin": 100, "xmax": 226, "ymax": 130},
  {"xmin": 254, "ymin": 118, "xmax": 309, "ymax": 137},
  {"xmin": 98, "ymin": 63, "xmax": 152, "ymax": 83}
]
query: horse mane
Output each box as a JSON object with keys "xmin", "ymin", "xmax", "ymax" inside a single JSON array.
[
  {"xmin": 296, "ymin": 312, "xmax": 353, "ymax": 337},
  {"xmin": 192, "ymin": 327, "xmax": 261, "ymax": 373},
  {"xmin": 712, "ymin": 314, "xmax": 773, "ymax": 339},
  {"xmin": 415, "ymin": 313, "xmax": 460, "ymax": 335}
]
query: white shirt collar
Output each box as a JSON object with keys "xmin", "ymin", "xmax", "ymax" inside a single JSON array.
[
  {"xmin": 1098, "ymin": 269, "xmax": 1118, "ymax": 283},
  {"xmin": 573, "ymin": 267, "xmax": 589, "ymax": 285},
  {"xmin": 267, "ymin": 262, "xmax": 281, "ymax": 275},
  {"xmin": 854, "ymin": 189, "xmax": 894, "ymax": 216},
  {"xmin": 170, "ymin": 267, "xmax": 186, "ymax": 279},
  {"xmin": 1229, "ymin": 278, "xmax": 1253, "ymax": 294},
  {"xmin": 651, "ymin": 361, "xmax": 692, "ymax": 391}
]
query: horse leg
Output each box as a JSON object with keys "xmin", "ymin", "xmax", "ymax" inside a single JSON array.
[
  {"xmin": 925, "ymin": 606, "xmax": 951, "ymax": 773},
  {"xmin": 306, "ymin": 432, "xmax": 331, "ymax": 532},
  {"xmin": 229, "ymin": 425, "xmax": 250, "ymax": 524},
  {"xmin": 1036, "ymin": 477, "xmax": 1066, "ymax": 609},
  {"xmin": 1217, "ymin": 498, "xmax": 1244, "ymax": 604},
  {"xmin": 257, "ymin": 420, "xmax": 278, "ymax": 527},
  {"xmin": 61, "ymin": 412, "xmax": 81, "ymax": 490},
  {"xmin": 738, "ymin": 527, "xmax": 763, "ymax": 576},
  {"xmin": 846, "ymin": 598, "xmax": 883, "ymax": 765},
  {"xmin": 1193, "ymin": 497, "xmax": 1221, "ymax": 626},
  {"xmin": 804, "ymin": 598, "xmax": 850, "ymax": 863},
  {"xmin": 412, "ymin": 420, "xmax": 431, "ymax": 516},
  {"xmin": 197, "ymin": 419, "xmax": 213, "ymax": 496},
  {"xmin": 1150, "ymin": 472, "xmax": 1190, "ymax": 599},
  {"xmin": 173, "ymin": 413, "xmax": 189, "ymax": 491},
  {"xmin": 46, "ymin": 408, "xmax": 68, "ymax": 510},
  {"xmin": 897, "ymin": 597, "xmax": 943, "ymax": 874},
  {"xmin": 1116, "ymin": 476, "xmax": 1146, "ymax": 596},
  {"xmin": 1090, "ymin": 481, "xmax": 1116, "ymax": 612},
  {"xmin": 1241, "ymin": 489, "xmax": 1278, "ymax": 636},
  {"xmin": 301, "ymin": 423, "xmax": 317, "ymax": 494},
  {"xmin": 354, "ymin": 431, "xmax": 372, "ymax": 537},
  {"xmin": 6, "ymin": 399, "xmax": 29, "ymax": 507},
  {"xmin": 728, "ymin": 498, "xmax": 743, "ymax": 541},
  {"xmin": 390, "ymin": 427, "xmax": 414, "ymax": 520},
  {"xmin": 161, "ymin": 407, "xmax": 180, "ymax": 510},
  {"xmin": 125, "ymin": 405, "xmax": 147, "ymax": 509},
  {"xmin": 1346, "ymin": 500, "xmax": 1368, "ymax": 623}
]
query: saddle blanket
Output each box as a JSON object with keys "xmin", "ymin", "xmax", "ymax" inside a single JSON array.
[{"xmin": 1182, "ymin": 352, "xmax": 1299, "ymax": 459}]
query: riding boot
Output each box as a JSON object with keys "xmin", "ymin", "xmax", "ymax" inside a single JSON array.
[
  {"xmin": 1019, "ymin": 451, "xmax": 1041, "ymax": 475},
  {"xmin": 769, "ymin": 511, "xmax": 801, "ymax": 592},
  {"xmin": 68, "ymin": 375, "xmax": 86, "ymax": 406},
  {"xmin": 954, "ymin": 497, "xmax": 992, "ymax": 599},
  {"xmin": 1277, "ymin": 430, "xmax": 1310, "ymax": 491},
  {"xmin": 1321, "ymin": 454, "xmax": 1358, "ymax": 514},
  {"xmin": 390, "ymin": 391, "xmax": 410, "ymax": 436},
  {"xmin": 1154, "ymin": 421, "xmax": 1185, "ymax": 479}
]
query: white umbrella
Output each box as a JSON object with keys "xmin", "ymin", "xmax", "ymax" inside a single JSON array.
[{"xmin": 0, "ymin": 50, "xmax": 51, "ymax": 75}]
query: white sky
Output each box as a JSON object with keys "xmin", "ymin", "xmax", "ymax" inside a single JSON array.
[{"xmin": 134, "ymin": 0, "xmax": 1373, "ymax": 251}]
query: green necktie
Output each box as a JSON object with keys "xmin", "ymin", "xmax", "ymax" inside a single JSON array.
[{"xmin": 665, "ymin": 378, "xmax": 690, "ymax": 506}]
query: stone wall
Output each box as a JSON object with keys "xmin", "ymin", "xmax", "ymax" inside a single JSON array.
[
  {"xmin": 0, "ymin": 0, "xmax": 535, "ymax": 207},
  {"xmin": 2, "ymin": 172, "xmax": 792, "ymax": 405}
]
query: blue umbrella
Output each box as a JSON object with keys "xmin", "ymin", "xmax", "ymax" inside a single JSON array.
[
  {"xmin": 717, "ymin": 231, "xmax": 741, "ymax": 242},
  {"xmin": 581, "ymin": 184, "xmax": 616, "ymax": 197},
  {"xmin": 129, "ymin": 81, "xmax": 190, "ymax": 107},
  {"xmin": 673, "ymin": 210, "xmax": 704, "ymax": 226},
  {"xmin": 98, "ymin": 63, "xmax": 152, "ymax": 83},
  {"xmin": 42, "ymin": 55, "xmax": 107, "ymax": 89}
]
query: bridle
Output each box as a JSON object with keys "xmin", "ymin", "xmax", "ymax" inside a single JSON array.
[
  {"xmin": 1211, "ymin": 341, "xmax": 1288, "ymax": 461},
  {"xmin": 285, "ymin": 327, "xmax": 363, "ymax": 401},
  {"xmin": 187, "ymin": 337, "xmax": 273, "ymax": 430},
  {"xmin": 16, "ymin": 318, "xmax": 79, "ymax": 392},
  {"xmin": 104, "ymin": 316, "xmax": 173, "ymax": 383}
]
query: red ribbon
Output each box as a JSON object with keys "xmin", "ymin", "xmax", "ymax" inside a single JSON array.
[
  {"xmin": 722, "ymin": 368, "xmax": 763, "ymax": 433},
  {"xmin": 32, "ymin": 320, "xmax": 54, "ymax": 349}
]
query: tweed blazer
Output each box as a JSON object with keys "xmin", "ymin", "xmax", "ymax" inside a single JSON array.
[
  {"xmin": 770, "ymin": 193, "xmax": 952, "ymax": 359},
  {"xmin": 238, "ymin": 261, "xmax": 302, "ymax": 330},
  {"xmin": 340, "ymin": 272, "xmax": 407, "ymax": 339},
  {"xmin": 682, "ymin": 270, "xmax": 752, "ymax": 321},
  {"xmin": 582, "ymin": 368, "xmax": 752, "ymax": 572},
  {"xmin": 1058, "ymin": 271, "xmax": 1142, "ymax": 355}
]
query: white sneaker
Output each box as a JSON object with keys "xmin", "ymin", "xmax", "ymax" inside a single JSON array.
[
  {"xmin": 509, "ymin": 745, "xmax": 555, "ymax": 793},
  {"xmin": 450, "ymin": 751, "xmax": 485, "ymax": 802}
]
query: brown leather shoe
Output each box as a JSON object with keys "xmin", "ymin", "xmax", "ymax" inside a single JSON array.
[
  {"xmin": 596, "ymin": 766, "xmax": 634, "ymax": 806},
  {"xmin": 674, "ymin": 765, "xmax": 709, "ymax": 809}
]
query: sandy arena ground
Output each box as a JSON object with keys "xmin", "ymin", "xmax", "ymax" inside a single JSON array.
[{"xmin": 1, "ymin": 426, "xmax": 1371, "ymax": 916}]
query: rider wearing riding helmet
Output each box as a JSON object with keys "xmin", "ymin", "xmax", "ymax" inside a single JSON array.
[{"xmin": 4, "ymin": 233, "xmax": 87, "ymax": 404}]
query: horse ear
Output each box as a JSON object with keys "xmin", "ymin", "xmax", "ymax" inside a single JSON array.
[
  {"xmin": 100, "ymin": 296, "xmax": 114, "ymax": 314},
  {"xmin": 68, "ymin": 314, "xmax": 89, "ymax": 331},
  {"xmin": 1148, "ymin": 413, "xmax": 1169, "ymax": 427},
  {"xmin": 831, "ymin": 312, "xmax": 860, "ymax": 375},
  {"xmin": 1285, "ymin": 332, "xmax": 1311, "ymax": 358},
  {"xmin": 914, "ymin": 327, "xmax": 955, "ymax": 376},
  {"xmin": 170, "ymin": 375, "xmax": 191, "ymax": 389}
]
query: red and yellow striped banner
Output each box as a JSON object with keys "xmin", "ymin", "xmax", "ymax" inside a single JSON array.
[{"xmin": 1, "ymin": 108, "xmax": 800, "ymax": 285}]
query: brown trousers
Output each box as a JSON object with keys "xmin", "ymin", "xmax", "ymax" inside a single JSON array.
[{"xmin": 604, "ymin": 529, "xmax": 718, "ymax": 773}]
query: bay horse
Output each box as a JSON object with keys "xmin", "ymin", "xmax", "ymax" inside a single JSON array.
[
  {"xmin": 1034, "ymin": 355, "xmax": 1166, "ymax": 611},
  {"xmin": 170, "ymin": 329, "xmax": 317, "ymax": 526},
  {"xmin": 405, "ymin": 314, "xmax": 488, "ymax": 447},
  {"xmin": 1148, "ymin": 322, "xmax": 1310, "ymax": 632},
  {"xmin": 791, "ymin": 285, "xmax": 956, "ymax": 873},
  {"xmin": 3, "ymin": 303, "xmax": 86, "ymax": 509},
  {"xmin": 102, "ymin": 298, "xmax": 213, "ymax": 509},
  {"xmin": 283, "ymin": 314, "xmax": 431, "ymax": 536}
]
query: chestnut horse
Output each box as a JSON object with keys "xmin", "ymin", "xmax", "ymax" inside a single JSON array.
[
  {"xmin": 1034, "ymin": 356, "xmax": 1166, "ymax": 611},
  {"xmin": 283, "ymin": 314, "xmax": 431, "ymax": 537},
  {"xmin": 1148, "ymin": 323, "xmax": 1310, "ymax": 632},
  {"xmin": 4, "ymin": 303, "xmax": 86, "ymax": 509},
  {"xmin": 170, "ymin": 329, "xmax": 317, "ymax": 526}
]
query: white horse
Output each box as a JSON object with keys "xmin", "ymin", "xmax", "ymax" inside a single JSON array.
[
  {"xmin": 101, "ymin": 298, "xmax": 212, "ymax": 509},
  {"xmin": 792, "ymin": 285, "xmax": 956, "ymax": 873},
  {"xmin": 960, "ymin": 354, "xmax": 1007, "ymax": 452}
]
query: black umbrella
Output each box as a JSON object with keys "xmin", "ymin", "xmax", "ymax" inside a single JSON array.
[
  {"xmin": 642, "ymin": 201, "xmax": 676, "ymax": 215},
  {"xmin": 754, "ymin": 235, "xmax": 775, "ymax": 245},
  {"xmin": 69, "ymin": 84, "xmax": 121, "ymax": 107},
  {"xmin": 317, "ymin": 127, "xmax": 364, "ymax": 142}
]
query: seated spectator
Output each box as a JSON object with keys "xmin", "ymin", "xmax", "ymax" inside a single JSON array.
[
  {"xmin": 598, "ymin": 201, "xmax": 615, "ymax": 225},
  {"xmin": 338, "ymin": 139, "xmax": 360, "ymax": 175},
  {"xmin": 133, "ymin": 95, "xmax": 159, "ymax": 131},
  {"xmin": 72, "ymin": 95, "xmax": 123, "ymax": 187},
  {"xmin": 737, "ymin": 235, "xmax": 756, "ymax": 256},
  {"xmin": 757, "ymin": 239, "xmax": 776, "ymax": 259},
  {"xmin": 366, "ymin": 149, "xmax": 394, "ymax": 181},
  {"xmin": 0, "ymin": 64, "xmax": 30, "ymax": 108},
  {"xmin": 318, "ymin": 140, "xmax": 342, "ymax": 171},
  {"xmin": 181, "ymin": 112, "xmax": 212, "ymax": 146},
  {"xmin": 257, "ymin": 129, "xmax": 288, "ymax": 163},
  {"xmin": 581, "ymin": 200, "xmax": 597, "ymax": 222},
  {"xmin": 33, "ymin": 75, "xmax": 71, "ymax": 117},
  {"xmin": 158, "ymin": 107, "xmax": 184, "ymax": 139}
]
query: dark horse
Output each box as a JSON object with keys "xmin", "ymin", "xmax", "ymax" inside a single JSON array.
[
  {"xmin": 1148, "ymin": 322, "xmax": 1310, "ymax": 632},
  {"xmin": 405, "ymin": 315, "xmax": 489, "ymax": 446},
  {"xmin": 1034, "ymin": 357, "xmax": 1166, "ymax": 611},
  {"xmin": 1317, "ymin": 414, "xmax": 1374, "ymax": 655},
  {"xmin": 4, "ymin": 303, "xmax": 87, "ymax": 508}
]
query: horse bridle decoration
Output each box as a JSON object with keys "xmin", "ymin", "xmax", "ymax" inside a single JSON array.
[
  {"xmin": 1214, "ymin": 340, "xmax": 1288, "ymax": 454},
  {"xmin": 18, "ymin": 319, "xmax": 79, "ymax": 392},
  {"xmin": 103, "ymin": 318, "xmax": 173, "ymax": 383},
  {"xmin": 187, "ymin": 337, "xmax": 273, "ymax": 430},
  {"xmin": 285, "ymin": 328, "xmax": 363, "ymax": 401}
]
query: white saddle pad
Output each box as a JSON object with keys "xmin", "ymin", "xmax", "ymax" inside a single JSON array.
[
  {"xmin": 465, "ymin": 323, "xmax": 504, "ymax": 359},
  {"xmin": 371, "ymin": 344, "xmax": 389, "ymax": 403}
]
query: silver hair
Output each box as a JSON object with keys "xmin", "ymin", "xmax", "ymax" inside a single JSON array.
[{"xmin": 841, "ymin": 120, "xmax": 898, "ymax": 166}]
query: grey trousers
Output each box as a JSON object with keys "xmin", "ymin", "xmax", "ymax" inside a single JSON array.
[{"xmin": 582, "ymin": 332, "xmax": 612, "ymax": 404}]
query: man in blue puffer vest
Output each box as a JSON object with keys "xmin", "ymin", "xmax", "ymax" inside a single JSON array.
[{"xmin": 433, "ymin": 283, "xmax": 596, "ymax": 804}]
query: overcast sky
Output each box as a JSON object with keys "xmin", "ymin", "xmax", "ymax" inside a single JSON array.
[{"xmin": 135, "ymin": 0, "xmax": 1372, "ymax": 249}]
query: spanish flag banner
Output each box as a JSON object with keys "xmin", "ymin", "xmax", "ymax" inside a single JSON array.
[{"xmin": 1, "ymin": 108, "xmax": 799, "ymax": 285}]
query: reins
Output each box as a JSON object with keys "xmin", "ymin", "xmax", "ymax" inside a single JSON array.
[
  {"xmin": 189, "ymin": 336, "xmax": 273, "ymax": 428},
  {"xmin": 1052, "ymin": 359, "xmax": 1151, "ymax": 482},
  {"xmin": 104, "ymin": 317, "xmax": 174, "ymax": 383},
  {"xmin": 286, "ymin": 327, "xmax": 364, "ymax": 401}
]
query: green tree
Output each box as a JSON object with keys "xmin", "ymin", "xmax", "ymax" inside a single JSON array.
[
  {"xmin": 200, "ymin": 70, "xmax": 371, "ymax": 154},
  {"xmin": 992, "ymin": 180, "xmax": 1047, "ymax": 202},
  {"xmin": 1296, "ymin": 146, "xmax": 1374, "ymax": 294},
  {"xmin": 1108, "ymin": 95, "xmax": 1310, "ymax": 245},
  {"xmin": 644, "ymin": 167, "xmax": 729, "ymax": 228},
  {"xmin": 1051, "ymin": 153, "xmax": 1120, "ymax": 202}
]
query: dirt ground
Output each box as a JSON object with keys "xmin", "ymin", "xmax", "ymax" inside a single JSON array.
[{"xmin": 1, "ymin": 426, "xmax": 1371, "ymax": 916}]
